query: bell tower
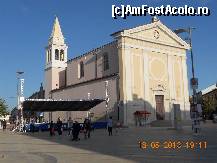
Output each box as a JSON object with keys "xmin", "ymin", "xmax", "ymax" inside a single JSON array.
[{"xmin": 44, "ymin": 17, "xmax": 68, "ymax": 99}]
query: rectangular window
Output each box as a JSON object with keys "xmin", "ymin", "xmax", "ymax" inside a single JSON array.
[
  {"xmin": 103, "ymin": 53, "xmax": 109, "ymax": 71},
  {"xmin": 80, "ymin": 61, "xmax": 84, "ymax": 77},
  {"xmin": 78, "ymin": 63, "xmax": 80, "ymax": 79},
  {"xmin": 78, "ymin": 61, "xmax": 84, "ymax": 78}
]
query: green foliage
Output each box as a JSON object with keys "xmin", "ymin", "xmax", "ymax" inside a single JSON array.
[
  {"xmin": 0, "ymin": 98, "xmax": 8, "ymax": 117},
  {"xmin": 202, "ymin": 96, "xmax": 217, "ymax": 115}
]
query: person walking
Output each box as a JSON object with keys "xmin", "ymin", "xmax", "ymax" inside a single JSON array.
[
  {"xmin": 49, "ymin": 121, "xmax": 55, "ymax": 136},
  {"xmin": 107, "ymin": 116, "xmax": 113, "ymax": 136},
  {"xmin": 57, "ymin": 118, "xmax": 63, "ymax": 136},
  {"xmin": 115, "ymin": 121, "xmax": 121, "ymax": 133}
]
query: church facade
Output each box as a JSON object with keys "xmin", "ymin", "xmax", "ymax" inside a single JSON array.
[{"xmin": 44, "ymin": 17, "xmax": 190, "ymax": 126}]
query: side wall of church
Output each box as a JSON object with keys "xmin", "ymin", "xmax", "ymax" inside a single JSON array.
[
  {"xmin": 44, "ymin": 76, "xmax": 119, "ymax": 123},
  {"xmin": 66, "ymin": 42, "xmax": 119, "ymax": 86}
]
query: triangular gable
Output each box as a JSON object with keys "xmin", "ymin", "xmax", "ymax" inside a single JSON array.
[{"xmin": 120, "ymin": 21, "xmax": 190, "ymax": 50}]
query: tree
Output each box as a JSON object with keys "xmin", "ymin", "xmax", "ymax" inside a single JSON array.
[
  {"xmin": 202, "ymin": 96, "xmax": 217, "ymax": 119},
  {"xmin": 0, "ymin": 98, "xmax": 8, "ymax": 117}
]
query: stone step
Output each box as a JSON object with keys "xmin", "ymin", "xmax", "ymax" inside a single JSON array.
[
  {"xmin": 150, "ymin": 120, "xmax": 192, "ymax": 127},
  {"xmin": 150, "ymin": 120, "xmax": 172, "ymax": 127}
]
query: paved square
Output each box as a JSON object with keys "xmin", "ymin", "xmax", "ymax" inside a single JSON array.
[{"xmin": 0, "ymin": 122, "xmax": 216, "ymax": 163}]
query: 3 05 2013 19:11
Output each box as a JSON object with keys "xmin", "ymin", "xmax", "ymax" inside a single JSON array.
[{"xmin": 138, "ymin": 140, "xmax": 207, "ymax": 150}]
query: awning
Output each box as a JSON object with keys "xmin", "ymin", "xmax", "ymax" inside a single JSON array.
[{"xmin": 22, "ymin": 99, "xmax": 105, "ymax": 112}]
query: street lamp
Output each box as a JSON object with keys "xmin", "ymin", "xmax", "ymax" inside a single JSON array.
[
  {"xmin": 174, "ymin": 27, "xmax": 196, "ymax": 82},
  {"xmin": 174, "ymin": 27, "xmax": 200, "ymax": 133},
  {"xmin": 16, "ymin": 71, "xmax": 24, "ymax": 131},
  {"xmin": 116, "ymin": 73, "xmax": 121, "ymax": 121},
  {"xmin": 105, "ymin": 81, "xmax": 109, "ymax": 120},
  {"xmin": 87, "ymin": 93, "xmax": 91, "ymax": 119},
  {"xmin": 174, "ymin": 27, "xmax": 198, "ymax": 97}
]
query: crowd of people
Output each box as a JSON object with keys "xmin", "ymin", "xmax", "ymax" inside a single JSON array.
[
  {"xmin": 49, "ymin": 116, "xmax": 116, "ymax": 141},
  {"xmin": 49, "ymin": 117, "xmax": 93, "ymax": 141},
  {"xmin": 1, "ymin": 116, "xmax": 119, "ymax": 141}
]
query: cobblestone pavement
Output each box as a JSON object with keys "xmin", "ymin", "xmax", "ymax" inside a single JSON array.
[{"xmin": 0, "ymin": 122, "xmax": 216, "ymax": 163}]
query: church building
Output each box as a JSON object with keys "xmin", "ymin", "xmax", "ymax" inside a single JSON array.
[{"xmin": 44, "ymin": 17, "xmax": 190, "ymax": 126}]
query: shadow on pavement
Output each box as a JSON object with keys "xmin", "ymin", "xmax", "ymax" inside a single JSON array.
[{"xmin": 21, "ymin": 123, "xmax": 217, "ymax": 163}]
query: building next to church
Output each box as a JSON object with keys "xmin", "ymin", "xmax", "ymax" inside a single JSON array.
[
  {"xmin": 44, "ymin": 17, "xmax": 190, "ymax": 126},
  {"xmin": 199, "ymin": 83, "xmax": 217, "ymax": 119}
]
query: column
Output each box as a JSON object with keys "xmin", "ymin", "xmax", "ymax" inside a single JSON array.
[
  {"xmin": 181, "ymin": 56, "xmax": 190, "ymax": 120},
  {"xmin": 124, "ymin": 46, "xmax": 132, "ymax": 101},
  {"xmin": 143, "ymin": 50, "xmax": 150, "ymax": 107},
  {"xmin": 167, "ymin": 54, "xmax": 175, "ymax": 121}
]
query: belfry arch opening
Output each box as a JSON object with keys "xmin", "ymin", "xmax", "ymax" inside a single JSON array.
[{"xmin": 55, "ymin": 49, "xmax": 59, "ymax": 60}]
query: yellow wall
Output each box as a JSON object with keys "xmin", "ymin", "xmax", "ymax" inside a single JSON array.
[
  {"xmin": 117, "ymin": 23, "xmax": 189, "ymax": 110},
  {"xmin": 132, "ymin": 48, "xmax": 144, "ymax": 99},
  {"xmin": 174, "ymin": 56, "xmax": 182, "ymax": 99}
]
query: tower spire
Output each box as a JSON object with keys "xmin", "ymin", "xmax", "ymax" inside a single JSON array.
[{"xmin": 49, "ymin": 17, "xmax": 64, "ymax": 45}]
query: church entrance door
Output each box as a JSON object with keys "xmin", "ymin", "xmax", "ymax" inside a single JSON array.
[{"xmin": 155, "ymin": 95, "xmax": 165, "ymax": 120}]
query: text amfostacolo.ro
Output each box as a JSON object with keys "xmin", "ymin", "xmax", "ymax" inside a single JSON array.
[{"xmin": 112, "ymin": 5, "xmax": 211, "ymax": 19}]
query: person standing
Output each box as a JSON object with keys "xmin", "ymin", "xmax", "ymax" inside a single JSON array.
[
  {"xmin": 86, "ymin": 119, "xmax": 91, "ymax": 138},
  {"xmin": 72, "ymin": 121, "xmax": 81, "ymax": 141},
  {"xmin": 30, "ymin": 119, "xmax": 35, "ymax": 133},
  {"xmin": 49, "ymin": 121, "xmax": 55, "ymax": 136},
  {"xmin": 57, "ymin": 118, "xmax": 63, "ymax": 136},
  {"xmin": 67, "ymin": 117, "xmax": 73, "ymax": 136},
  {"xmin": 2, "ymin": 119, "xmax": 6, "ymax": 131},
  {"xmin": 83, "ymin": 119, "xmax": 88, "ymax": 139},
  {"xmin": 83, "ymin": 118, "xmax": 91, "ymax": 139},
  {"xmin": 107, "ymin": 116, "xmax": 113, "ymax": 136}
]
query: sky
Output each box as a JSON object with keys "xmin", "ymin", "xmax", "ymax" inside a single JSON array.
[{"xmin": 0, "ymin": 0, "xmax": 216, "ymax": 110}]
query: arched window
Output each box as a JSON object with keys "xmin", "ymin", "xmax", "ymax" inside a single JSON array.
[
  {"xmin": 103, "ymin": 53, "xmax": 109, "ymax": 71},
  {"xmin": 78, "ymin": 61, "xmax": 84, "ymax": 78},
  {"xmin": 60, "ymin": 50, "xmax": 64, "ymax": 61},
  {"xmin": 49, "ymin": 49, "xmax": 52, "ymax": 61},
  {"xmin": 55, "ymin": 49, "xmax": 59, "ymax": 60},
  {"xmin": 47, "ymin": 49, "xmax": 52, "ymax": 62},
  {"xmin": 46, "ymin": 50, "xmax": 49, "ymax": 63}
]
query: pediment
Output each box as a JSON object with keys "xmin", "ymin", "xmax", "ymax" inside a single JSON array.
[{"xmin": 122, "ymin": 21, "xmax": 190, "ymax": 49}]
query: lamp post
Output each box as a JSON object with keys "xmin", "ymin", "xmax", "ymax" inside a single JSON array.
[
  {"xmin": 105, "ymin": 81, "xmax": 109, "ymax": 120},
  {"xmin": 87, "ymin": 92, "xmax": 91, "ymax": 119},
  {"xmin": 16, "ymin": 71, "xmax": 24, "ymax": 131},
  {"xmin": 116, "ymin": 73, "xmax": 120, "ymax": 121},
  {"xmin": 174, "ymin": 27, "xmax": 199, "ymax": 133},
  {"xmin": 174, "ymin": 27, "xmax": 196, "ymax": 80}
]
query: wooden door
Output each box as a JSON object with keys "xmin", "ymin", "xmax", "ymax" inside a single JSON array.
[{"xmin": 155, "ymin": 95, "xmax": 165, "ymax": 120}]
